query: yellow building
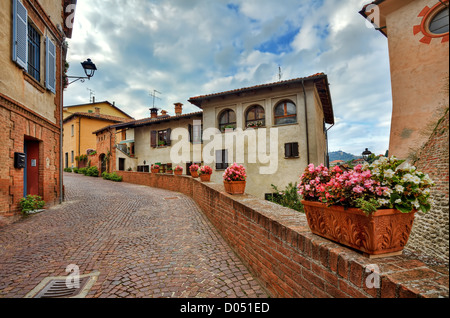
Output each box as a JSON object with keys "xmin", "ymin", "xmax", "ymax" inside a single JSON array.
[{"xmin": 63, "ymin": 101, "xmax": 133, "ymax": 168}]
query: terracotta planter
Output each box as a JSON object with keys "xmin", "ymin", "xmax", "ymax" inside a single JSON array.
[
  {"xmin": 151, "ymin": 168, "xmax": 159, "ymax": 173},
  {"xmin": 191, "ymin": 171, "xmax": 199, "ymax": 178},
  {"xmin": 200, "ymin": 174, "xmax": 211, "ymax": 182},
  {"xmin": 223, "ymin": 181, "xmax": 246, "ymax": 195},
  {"xmin": 174, "ymin": 170, "xmax": 183, "ymax": 176},
  {"xmin": 166, "ymin": 170, "xmax": 173, "ymax": 174},
  {"xmin": 301, "ymin": 200, "xmax": 416, "ymax": 258}
]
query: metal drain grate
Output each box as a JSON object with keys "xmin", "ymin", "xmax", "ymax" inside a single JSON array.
[{"xmin": 34, "ymin": 277, "xmax": 91, "ymax": 298}]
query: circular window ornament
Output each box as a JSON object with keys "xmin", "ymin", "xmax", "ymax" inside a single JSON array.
[{"xmin": 413, "ymin": 1, "xmax": 449, "ymax": 44}]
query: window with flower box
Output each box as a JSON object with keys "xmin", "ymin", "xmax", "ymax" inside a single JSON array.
[
  {"xmin": 245, "ymin": 105, "xmax": 265, "ymax": 128},
  {"xmin": 219, "ymin": 109, "xmax": 236, "ymax": 132}
]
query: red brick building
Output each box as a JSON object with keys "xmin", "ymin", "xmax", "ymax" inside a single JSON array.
[{"xmin": 0, "ymin": 0, "xmax": 77, "ymax": 226}]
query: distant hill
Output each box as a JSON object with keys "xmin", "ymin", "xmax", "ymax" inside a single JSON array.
[{"xmin": 329, "ymin": 151, "xmax": 360, "ymax": 163}]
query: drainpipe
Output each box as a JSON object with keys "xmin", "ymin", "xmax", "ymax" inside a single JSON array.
[
  {"xmin": 301, "ymin": 80, "xmax": 310, "ymax": 164},
  {"xmin": 78, "ymin": 117, "xmax": 81, "ymax": 165}
]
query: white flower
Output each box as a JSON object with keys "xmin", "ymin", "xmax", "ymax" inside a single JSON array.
[
  {"xmin": 378, "ymin": 199, "xmax": 389, "ymax": 206},
  {"xmin": 395, "ymin": 199, "xmax": 402, "ymax": 204},
  {"xmin": 413, "ymin": 200, "xmax": 420, "ymax": 209},
  {"xmin": 411, "ymin": 176, "xmax": 421, "ymax": 184},
  {"xmin": 422, "ymin": 188, "xmax": 431, "ymax": 195},
  {"xmin": 384, "ymin": 169, "xmax": 395, "ymax": 178},
  {"xmin": 394, "ymin": 185, "xmax": 404, "ymax": 193}
]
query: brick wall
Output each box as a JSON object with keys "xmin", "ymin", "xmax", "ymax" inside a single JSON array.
[
  {"xmin": 409, "ymin": 108, "xmax": 449, "ymax": 263},
  {"xmin": 116, "ymin": 171, "xmax": 449, "ymax": 298},
  {"xmin": 0, "ymin": 94, "xmax": 61, "ymax": 225}
]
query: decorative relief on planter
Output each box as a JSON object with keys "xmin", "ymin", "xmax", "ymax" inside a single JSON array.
[{"xmin": 302, "ymin": 201, "xmax": 416, "ymax": 257}]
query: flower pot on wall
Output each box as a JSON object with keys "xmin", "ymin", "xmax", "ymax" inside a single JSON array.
[
  {"xmin": 301, "ymin": 200, "xmax": 416, "ymax": 258},
  {"xmin": 174, "ymin": 170, "xmax": 182, "ymax": 176},
  {"xmin": 191, "ymin": 171, "xmax": 199, "ymax": 178},
  {"xmin": 200, "ymin": 174, "xmax": 211, "ymax": 182},
  {"xmin": 223, "ymin": 181, "xmax": 246, "ymax": 195},
  {"xmin": 151, "ymin": 168, "xmax": 159, "ymax": 173}
]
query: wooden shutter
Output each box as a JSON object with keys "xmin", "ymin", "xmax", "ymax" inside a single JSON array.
[
  {"xmin": 150, "ymin": 130, "xmax": 157, "ymax": 148},
  {"xmin": 46, "ymin": 36, "xmax": 56, "ymax": 93},
  {"xmin": 188, "ymin": 124, "xmax": 193, "ymax": 143},
  {"xmin": 12, "ymin": 0, "xmax": 28, "ymax": 69},
  {"xmin": 292, "ymin": 142, "xmax": 299, "ymax": 157},
  {"xmin": 166, "ymin": 128, "xmax": 172, "ymax": 146},
  {"xmin": 285, "ymin": 143, "xmax": 292, "ymax": 158}
]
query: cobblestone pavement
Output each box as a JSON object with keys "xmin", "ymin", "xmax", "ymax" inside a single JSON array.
[{"xmin": 0, "ymin": 173, "xmax": 268, "ymax": 298}]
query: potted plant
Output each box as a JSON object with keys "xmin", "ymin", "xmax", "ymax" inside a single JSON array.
[
  {"xmin": 223, "ymin": 163, "xmax": 247, "ymax": 194},
  {"xmin": 199, "ymin": 165, "xmax": 213, "ymax": 182},
  {"xmin": 298, "ymin": 156, "xmax": 435, "ymax": 257},
  {"xmin": 166, "ymin": 166, "xmax": 173, "ymax": 174},
  {"xmin": 174, "ymin": 165, "xmax": 183, "ymax": 176},
  {"xmin": 151, "ymin": 164, "xmax": 160, "ymax": 173},
  {"xmin": 190, "ymin": 164, "xmax": 200, "ymax": 178}
]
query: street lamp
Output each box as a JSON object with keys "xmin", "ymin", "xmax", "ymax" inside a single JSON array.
[
  {"xmin": 66, "ymin": 58, "xmax": 97, "ymax": 85},
  {"xmin": 362, "ymin": 148, "xmax": 372, "ymax": 162}
]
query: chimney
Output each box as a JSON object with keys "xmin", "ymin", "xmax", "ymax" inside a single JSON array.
[
  {"xmin": 174, "ymin": 103, "xmax": 183, "ymax": 116},
  {"xmin": 92, "ymin": 96, "xmax": 95, "ymax": 103},
  {"xmin": 150, "ymin": 108, "xmax": 158, "ymax": 119},
  {"xmin": 161, "ymin": 110, "xmax": 168, "ymax": 116}
]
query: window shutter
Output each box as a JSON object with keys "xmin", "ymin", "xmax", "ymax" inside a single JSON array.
[
  {"xmin": 285, "ymin": 143, "xmax": 292, "ymax": 158},
  {"xmin": 215, "ymin": 150, "xmax": 222, "ymax": 170},
  {"xmin": 166, "ymin": 128, "xmax": 172, "ymax": 146},
  {"xmin": 292, "ymin": 142, "xmax": 299, "ymax": 157},
  {"xmin": 12, "ymin": 0, "xmax": 28, "ymax": 69},
  {"xmin": 150, "ymin": 130, "xmax": 157, "ymax": 148},
  {"xmin": 45, "ymin": 36, "xmax": 56, "ymax": 93},
  {"xmin": 188, "ymin": 124, "xmax": 193, "ymax": 143}
]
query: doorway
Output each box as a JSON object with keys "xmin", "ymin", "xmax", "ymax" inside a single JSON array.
[{"xmin": 24, "ymin": 138, "xmax": 40, "ymax": 197}]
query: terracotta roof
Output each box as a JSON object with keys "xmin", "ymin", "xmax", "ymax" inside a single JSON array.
[
  {"xmin": 359, "ymin": 0, "xmax": 388, "ymax": 37},
  {"xmin": 188, "ymin": 73, "xmax": 334, "ymax": 124},
  {"xmin": 93, "ymin": 111, "xmax": 203, "ymax": 135},
  {"xmin": 63, "ymin": 112, "xmax": 135, "ymax": 124},
  {"xmin": 63, "ymin": 100, "xmax": 134, "ymax": 119}
]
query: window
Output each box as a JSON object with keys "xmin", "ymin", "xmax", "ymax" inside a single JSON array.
[
  {"xmin": 71, "ymin": 124, "xmax": 74, "ymax": 137},
  {"xmin": 285, "ymin": 142, "xmax": 299, "ymax": 158},
  {"xmin": 27, "ymin": 23, "xmax": 40, "ymax": 81},
  {"xmin": 151, "ymin": 129, "xmax": 171, "ymax": 148},
  {"xmin": 189, "ymin": 120, "xmax": 203, "ymax": 144},
  {"xmin": 219, "ymin": 109, "xmax": 236, "ymax": 132},
  {"xmin": 246, "ymin": 105, "xmax": 265, "ymax": 128},
  {"xmin": 119, "ymin": 158, "xmax": 125, "ymax": 171},
  {"xmin": 274, "ymin": 101, "xmax": 297, "ymax": 125},
  {"xmin": 215, "ymin": 149, "xmax": 229, "ymax": 170},
  {"xmin": 429, "ymin": 7, "xmax": 449, "ymax": 35},
  {"xmin": 71, "ymin": 151, "xmax": 74, "ymax": 163}
]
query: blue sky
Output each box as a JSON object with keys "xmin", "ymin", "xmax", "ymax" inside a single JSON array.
[{"xmin": 64, "ymin": 0, "xmax": 392, "ymax": 157}]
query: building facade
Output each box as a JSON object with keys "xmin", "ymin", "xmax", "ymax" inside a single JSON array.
[
  {"xmin": 63, "ymin": 101, "xmax": 133, "ymax": 169},
  {"xmin": 0, "ymin": 0, "xmax": 76, "ymax": 225},
  {"xmin": 188, "ymin": 74, "xmax": 334, "ymax": 198},
  {"xmin": 361, "ymin": 0, "xmax": 449, "ymax": 159}
]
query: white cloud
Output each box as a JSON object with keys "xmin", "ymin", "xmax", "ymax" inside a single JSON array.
[{"xmin": 64, "ymin": 0, "xmax": 392, "ymax": 157}]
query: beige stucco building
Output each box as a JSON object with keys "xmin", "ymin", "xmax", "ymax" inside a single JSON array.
[
  {"xmin": 188, "ymin": 74, "xmax": 334, "ymax": 198},
  {"xmin": 361, "ymin": 0, "xmax": 449, "ymax": 159}
]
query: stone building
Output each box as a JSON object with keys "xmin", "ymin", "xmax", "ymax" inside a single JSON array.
[
  {"xmin": 0, "ymin": 0, "xmax": 77, "ymax": 225},
  {"xmin": 188, "ymin": 74, "xmax": 334, "ymax": 199}
]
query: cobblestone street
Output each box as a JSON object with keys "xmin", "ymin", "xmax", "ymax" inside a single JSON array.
[{"xmin": 0, "ymin": 173, "xmax": 268, "ymax": 298}]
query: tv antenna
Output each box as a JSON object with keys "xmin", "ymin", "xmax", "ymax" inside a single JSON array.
[
  {"xmin": 87, "ymin": 88, "xmax": 95, "ymax": 103},
  {"xmin": 150, "ymin": 89, "xmax": 162, "ymax": 108},
  {"xmin": 278, "ymin": 65, "xmax": 283, "ymax": 81}
]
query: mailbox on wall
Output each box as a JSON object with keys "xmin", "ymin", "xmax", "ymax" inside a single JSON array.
[{"xmin": 14, "ymin": 152, "xmax": 26, "ymax": 169}]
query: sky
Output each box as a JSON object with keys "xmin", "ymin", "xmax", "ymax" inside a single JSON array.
[{"xmin": 64, "ymin": 0, "xmax": 393, "ymax": 157}]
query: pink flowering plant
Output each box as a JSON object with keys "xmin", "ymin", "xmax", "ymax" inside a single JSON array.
[
  {"xmin": 199, "ymin": 165, "xmax": 213, "ymax": 175},
  {"xmin": 174, "ymin": 165, "xmax": 183, "ymax": 172},
  {"xmin": 189, "ymin": 164, "xmax": 199, "ymax": 172},
  {"xmin": 223, "ymin": 163, "xmax": 247, "ymax": 182},
  {"xmin": 298, "ymin": 156, "xmax": 434, "ymax": 215}
]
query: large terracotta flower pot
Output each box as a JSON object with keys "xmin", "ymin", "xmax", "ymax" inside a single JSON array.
[
  {"xmin": 151, "ymin": 168, "xmax": 159, "ymax": 174},
  {"xmin": 174, "ymin": 170, "xmax": 183, "ymax": 176},
  {"xmin": 200, "ymin": 174, "xmax": 211, "ymax": 182},
  {"xmin": 191, "ymin": 171, "xmax": 199, "ymax": 178},
  {"xmin": 223, "ymin": 181, "xmax": 246, "ymax": 195},
  {"xmin": 301, "ymin": 201, "xmax": 416, "ymax": 258}
]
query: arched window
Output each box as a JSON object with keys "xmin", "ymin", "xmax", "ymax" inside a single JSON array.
[
  {"xmin": 274, "ymin": 101, "xmax": 297, "ymax": 125},
  {"xmin": 219, "ymin": 109, "xmax": 236, "ymax": 132},
  {"xmin": 245, "ymin": 105, "xmax": 265, "ymax": 128},
  {"xmin": 428, "ymin": 7, "xmax": 449, "ymax": 35}
]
